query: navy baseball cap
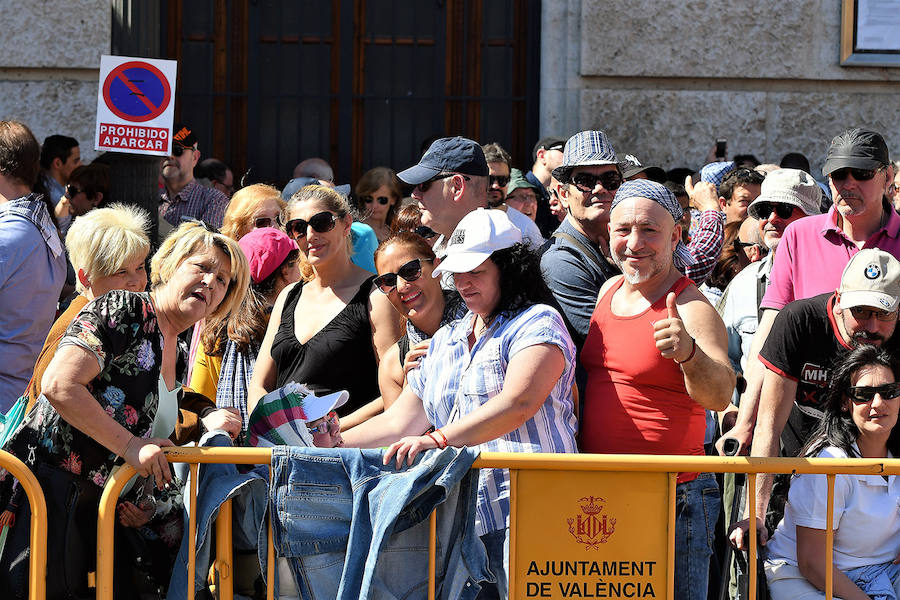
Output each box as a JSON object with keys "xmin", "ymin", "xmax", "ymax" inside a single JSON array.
[{"xmin": 397, "ymin": 136, "xmax": 489, "ymax": 185}]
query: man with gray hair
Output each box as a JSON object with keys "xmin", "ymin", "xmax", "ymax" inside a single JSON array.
[
  {"xmin": 292, "ymin": 157, "xmax": 334, "ymax": 185},
  {"xmin": 581, "ymin": 179, "xmax": 734, "ymax": 600}
]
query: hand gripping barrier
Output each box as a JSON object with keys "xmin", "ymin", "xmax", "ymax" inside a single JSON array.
[
  {"xmin": 95, "ymin": 449, "xmax": 900, "ymax": 600},
  {"xmin": 0, "ymin": 449, "xmax": 48, "ymax": 599}
]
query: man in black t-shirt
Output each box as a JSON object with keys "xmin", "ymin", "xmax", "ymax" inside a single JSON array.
[{"xmin": 730, "ymin": 248, "xmax": 900, "ymax": 549}]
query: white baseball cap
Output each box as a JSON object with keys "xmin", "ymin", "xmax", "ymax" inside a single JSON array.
[
  {"xmin": 432, "ymin": 208, "xmax": 522, "ymax": 276},
  {"xmin": 303, "ymin": 390, "xmax": 349, "ymax": 422},
  {"xmin": 838, "ymin": 249, "xmax": 900, "ymax": 312}
]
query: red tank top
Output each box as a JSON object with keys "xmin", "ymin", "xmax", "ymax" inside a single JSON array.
[{"xmin": 581, "ymin": 276, "xmax": 704, "ymax": 483}]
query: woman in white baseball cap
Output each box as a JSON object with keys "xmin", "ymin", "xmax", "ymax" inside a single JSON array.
[{"xmin": 342, "ymin": 208, "xmax": 578, "ymax": 597}]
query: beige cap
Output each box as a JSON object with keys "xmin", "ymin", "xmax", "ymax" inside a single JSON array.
[{"xmin": 838, "ymin": 249, "xmax": 900, "ymax": 312}]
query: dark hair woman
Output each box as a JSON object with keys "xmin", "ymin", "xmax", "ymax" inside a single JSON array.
[
  {"xmin": 355, "ymin": 166, "xmax": 402, "ymax": 242},
  {"xmin": 343, "ymin": 208, "xmax": 577, "ymax": 598},
  {"xmin": 762, "ymin": 346, "xmax": 900, "ymax": 600}
]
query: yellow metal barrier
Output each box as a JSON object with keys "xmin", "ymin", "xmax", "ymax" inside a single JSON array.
[
  {"xmin": 0, "ymin": 449, "xmax": 48, "ymax": 600},
  {"xmin": 95, "ymin": 449, "xmax": 900, "ymax": 600}
]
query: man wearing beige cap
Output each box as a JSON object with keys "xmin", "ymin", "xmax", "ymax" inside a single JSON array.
[{"xmin": 730, "ymin": 249, "xmax": 900, "ymax": 549}]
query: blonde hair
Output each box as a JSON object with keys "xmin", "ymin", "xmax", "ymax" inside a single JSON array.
[
  {"xmin": 287, "ymin": 184, "xmax": 354, "ymax": 280},
  {"xmin": 150, "ymin": 221, "xmax": 250, "ymax": 321},
  {"xmin": 65, "ymin": 204, "xmax": 151, "ymax": 293},
  {"xmin": 220, "ymin": 183, "xmax": 285, "ymax": 241}
]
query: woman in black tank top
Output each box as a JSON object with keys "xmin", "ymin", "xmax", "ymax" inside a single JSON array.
[
  {"xmin": 248, "ymin": 185, "xmax": 402, "ymax": 430},
  {"xmin": 372, "ymin": 231, "xmax": 464, "ymax": 407}
]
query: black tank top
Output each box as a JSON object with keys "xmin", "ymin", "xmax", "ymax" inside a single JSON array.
[{"xmin": 271, "ymin": 278, "xmax": 380, "ymax": 415}]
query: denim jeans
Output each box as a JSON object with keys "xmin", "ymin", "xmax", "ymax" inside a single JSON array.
[
  {"xmin": 268, "ymin": 446, "xmax": 491, "ymax": 600},
  {"xmin": 674, "ymin": 472, "xmax": 721, "ymax": 600},
  {"xmin": 476, "ymin": 529, "xmax": 507, "ymax": 599}
]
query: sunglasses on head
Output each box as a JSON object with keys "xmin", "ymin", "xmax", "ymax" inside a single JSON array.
[
  {"xmin": 830, "ymin": 167, "xmax": 880, "ymax": 182},
  {"xmin": 254, "ymin": 215, "xmax": 283, "ymax": 229},
  {"xmin": 171, "ymin": 144, "xmax": 194, "ymax": 158},
  {"xmin": 362, "ymin": 195, "xmax": 391, "ymax": 205},
  {"xmin": 373, "ymin": 258, "xmax": 433, "ymax": 293},
  {"xmin": 849, "ymin": 306, "xmax": 898, "ymax": 322},
  {"xmin": 65, "ymin": 184, "xmax": 85, "ymax": 198},
  {"xmin": 753, "ymin": 202, "xmax": 796, "ymax": 220},
  {"xmin": 847, "ymin": 382, "xmax": 900, "ymax": 403},
  {"xmin": 285, "ymin": 211, "xmax": 338, "ymax": 239},
  {"xmin": 307, "ymin": 411, "xmax": 339, "ymax": 434},
  {"xmin": 489, "ymin": 175, "xmax": 510, "ymax": 188},
  {"xmin": 570, "ymin": 170, "xmax": 623, "ymax": 193},
  {"xmin": 415, "ymin": 173, "xmax": 471, "ymax": 194}
]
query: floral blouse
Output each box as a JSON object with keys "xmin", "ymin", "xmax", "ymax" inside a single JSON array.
[{"xmin": 4, "ymin": 290, "xmax": 185, "ymax": 489}]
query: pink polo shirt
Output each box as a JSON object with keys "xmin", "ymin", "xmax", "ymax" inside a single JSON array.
[{"xmin": 761, "ymin": 205, "xmax": 900, "ymax": 310}]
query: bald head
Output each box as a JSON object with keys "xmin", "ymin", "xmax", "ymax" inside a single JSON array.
[{"xmin": 293, "ymin": 157, "xmax": 334, "ymax": 182}]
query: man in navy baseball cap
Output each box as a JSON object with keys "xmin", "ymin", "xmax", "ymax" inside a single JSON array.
[{"xmin": 399, "ymin": 136, "xmax": 490, "ymax": 238}]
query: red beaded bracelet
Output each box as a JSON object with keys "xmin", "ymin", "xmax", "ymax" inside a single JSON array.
[
  {"xmin": 426, "ymin": 432, "xmax": 444, "ymax": 449},
  {"xmin": 433, "ymin": 428, "xmax": 449, "ymax": 448},
  {"xmin": 675, "ymin": 337, "xmax": 697, "ymax": 364}
]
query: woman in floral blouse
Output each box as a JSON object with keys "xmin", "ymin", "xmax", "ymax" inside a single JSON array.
[{"xmin": 0, "ymin": 221, "xmax": 249, "ymax": 598}]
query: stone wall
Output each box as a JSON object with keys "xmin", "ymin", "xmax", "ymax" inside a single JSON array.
[
  {"xmin": 541, "ymin": 0, "xmax": 900, "ymax": 177},
  {"xmin": 0, "ymin": 0, "xmax": 110, "ymax": 161}
]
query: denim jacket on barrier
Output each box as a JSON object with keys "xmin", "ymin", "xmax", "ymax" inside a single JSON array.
[
  {"xmin": 268, "ymin": 446, "xmax": 491, "ymax": 600},
  {"xmin": 167, "ymin": 431, "xmax": 269, "ymax": 596}
]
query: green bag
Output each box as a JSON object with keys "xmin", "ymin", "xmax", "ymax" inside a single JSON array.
[{"xmin": 0, "ymin": 395, "xmax": 26, "ymax": 450}]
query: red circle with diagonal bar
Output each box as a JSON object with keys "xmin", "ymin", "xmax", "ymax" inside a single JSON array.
[{"xmin": 102, "ymin": 61, "xmax": 171, "ymax": 123}]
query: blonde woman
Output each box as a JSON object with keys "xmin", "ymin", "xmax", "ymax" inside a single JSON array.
[
  {"xmin": 220, "ymin": 183, "xmax": 286, "ymax": 241},
  {"xmin": 249, "ymin": 185, "xmax": 402, "ymax": 431}
]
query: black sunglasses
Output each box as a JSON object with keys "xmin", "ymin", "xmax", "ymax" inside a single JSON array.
[
  {"xmin": 362, "ymin": 195, "xmax": 391, "ymax": 205},
  {"xmin": 254, "ymin": 216, "xmax": 284, "ymax": 229},
  {"xmin": 415, "ymin": 173, "xmax": 471, "ymax": 194},
  {"xmin": 65, "ymin": 184, "xmax": 85, "ymax": 198},
  {"xmin": 847, "ymin": 382, "xmax": 900, "ymax": 403},
  {"xmin": 849, "ymin": 307, "xmax": 898, "ymax": 322},
  {"xmin": 752, "ymin": 202, "xmax": 795, "ymax": 220},
  {"xmin": 171, "ymin": 144, "xmax": 194, "ymax": 158},
  {"xmin": 413, "ymin": 225, "xmax": 437, "ymax": 239},
  {"xmin": 373, "ymin": 258, "xmax": 433, "ymax": 293},
  {"xmin": 733, "ymin": 239, "xmax": 762, "ymax": 252},
  {"xmin": 570, "ymin": 171, "xmax": 623, "ymax": 193},
  {"xmin": 285, "ymin": 211, "xmax": 338, "ymax": 239},
  {"xmin": 830, "ymin": 167, "xmax": 880, "ymax": 182},
  {"xmin": 489, "ymin": 175, "xmax": 510, "ymax": 188}
]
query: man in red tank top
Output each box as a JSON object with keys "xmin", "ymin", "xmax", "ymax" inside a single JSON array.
[{"xmin": 581, "ymin": 180, "xmax": 735, "ymax": 600}]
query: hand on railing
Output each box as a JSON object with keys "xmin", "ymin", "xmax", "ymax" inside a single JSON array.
[
  {"xmin": 201, "ymin": 407, "xmax": 242, "ymax": 440},
  {"xmin": 123, "ymin": 436, "xmax": 174, "ymax": 490},
  {"xmin": 728, "ymin": 516, "xmax": 768, "ymax": 550}
]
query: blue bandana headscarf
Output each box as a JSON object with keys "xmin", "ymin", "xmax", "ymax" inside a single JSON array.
[{"xmin": 611, "ymin": 180, "xmax": 697, "ymax": 269}]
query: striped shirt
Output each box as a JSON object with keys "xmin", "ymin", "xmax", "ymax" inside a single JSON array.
[
  {"xmin": 160, "ymin": 179, "xmax": 229, "ymax": 229},
  {"xmin": 407, "ymin": 303, "xmax": 578, "ymax": 535}
]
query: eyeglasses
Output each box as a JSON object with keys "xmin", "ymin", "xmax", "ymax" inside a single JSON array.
[
  {"xmin": 171, "ymin": 144, "xmax": 195, "ymax": 158},
  {"xmin": 307, "ymin": 411, "xmax": 339, "ymax": 434},
  {"xmin": 733, "ymin": 239, "xmax": 762, "ymax": 252},
  {"xmin": 489, "ymin": 175, "xmax": 510, "ymax": 188},
  {"xmin": 373, "ymin": 258, "xmax": 433, "ymax": 293},
  {"xmin": 849, "ymin": 307, "xmax": 898, "ymax": 322},
  {"xmin": 362, "ymin": 195, "xmax": 391, "ymax": 205},
  {"xmin": 507, "ymin": 192, "xmax": 538, "ymax": 204},
  {"xmin": 753, "ymin": 202, "xmax": 796, "ymax": 220},
  {"xmin": 570, "ymin": 171, "xmax": 623, "ymax": 193},
  {"xmin": 415, "ymin": 173, "xmax": 471, "ymax": 194},
  {"xmin": 285, "ymin": 211, "xmax": 338, "ymax": 239},
  {"xmin": 847, "ymin": 382, "xmax": 900, "ymax": 403},
  {"xmin": 830, "ymin": 167, "xmax": 880, "ymax": 182},
  {"xmin": 254, "ymin": 215, "xmax": 284, "ymax": 229},
  {"xmin": 65, "ymin": 184, "xmax": 85, "ymax": 198}
]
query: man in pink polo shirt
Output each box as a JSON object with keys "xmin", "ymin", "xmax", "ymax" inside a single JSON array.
[{"xmin": 732, "ymin": 128, "xmax": 898, "ymax": 452}]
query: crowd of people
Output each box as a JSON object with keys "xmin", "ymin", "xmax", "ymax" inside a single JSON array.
[{"xmin": 2, "ymin": 116, "xmax": 900, "ymax": 599}]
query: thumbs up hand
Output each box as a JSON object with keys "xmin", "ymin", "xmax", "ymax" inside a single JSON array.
[{"xmin": 653, "ymin": 293, "xmax": 694, "ymax": 362}]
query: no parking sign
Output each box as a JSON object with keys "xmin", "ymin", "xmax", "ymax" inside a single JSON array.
[{"xmin": 94, "ymin": 55, "xmax": 177, "ymax": 156}]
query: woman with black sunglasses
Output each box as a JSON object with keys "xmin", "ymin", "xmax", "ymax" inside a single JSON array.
[
  {"xmin": 248, "ymin": 185, "xmax": 403, "ymax": 431},
  {"xmin": 355, "ymin": 166, "xmax": 402, "ymax": 242},
  {"xmin": 372, "ymin": 232, "xmax": 465, "ymax": 407},
  {"xmin": 761, "ymin": 346, "xmax": 900, "ymax": 599}
]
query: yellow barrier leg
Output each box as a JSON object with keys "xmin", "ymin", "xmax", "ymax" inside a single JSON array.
[
  {"xmin": 748, "ymin": 472, "xmax": 757, "ymax": 600},
  {"xmin": 188, "ymin": 462, "xmax": 199, "ymax": 600},
  {"xmin": 428, "ymin": 510, "xmax": 437, "ymax": 600},
  {"xmin": 215, "ymin": 499, "xmax": 234, "ymax": 600},
  {"xmin": 825, "ymin": 474, "xmax": 835, "ymax": 600},
  {"xmin": 268, "ymin": 465, "xmax": 275, "ymax": 600},
  {"xmin": 667, "ymin": 472, "xmax": 675, "ymax": 600},
  {"xmin": 509, "ymin": 469, "xmax": 518, "ymax": 600}
]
